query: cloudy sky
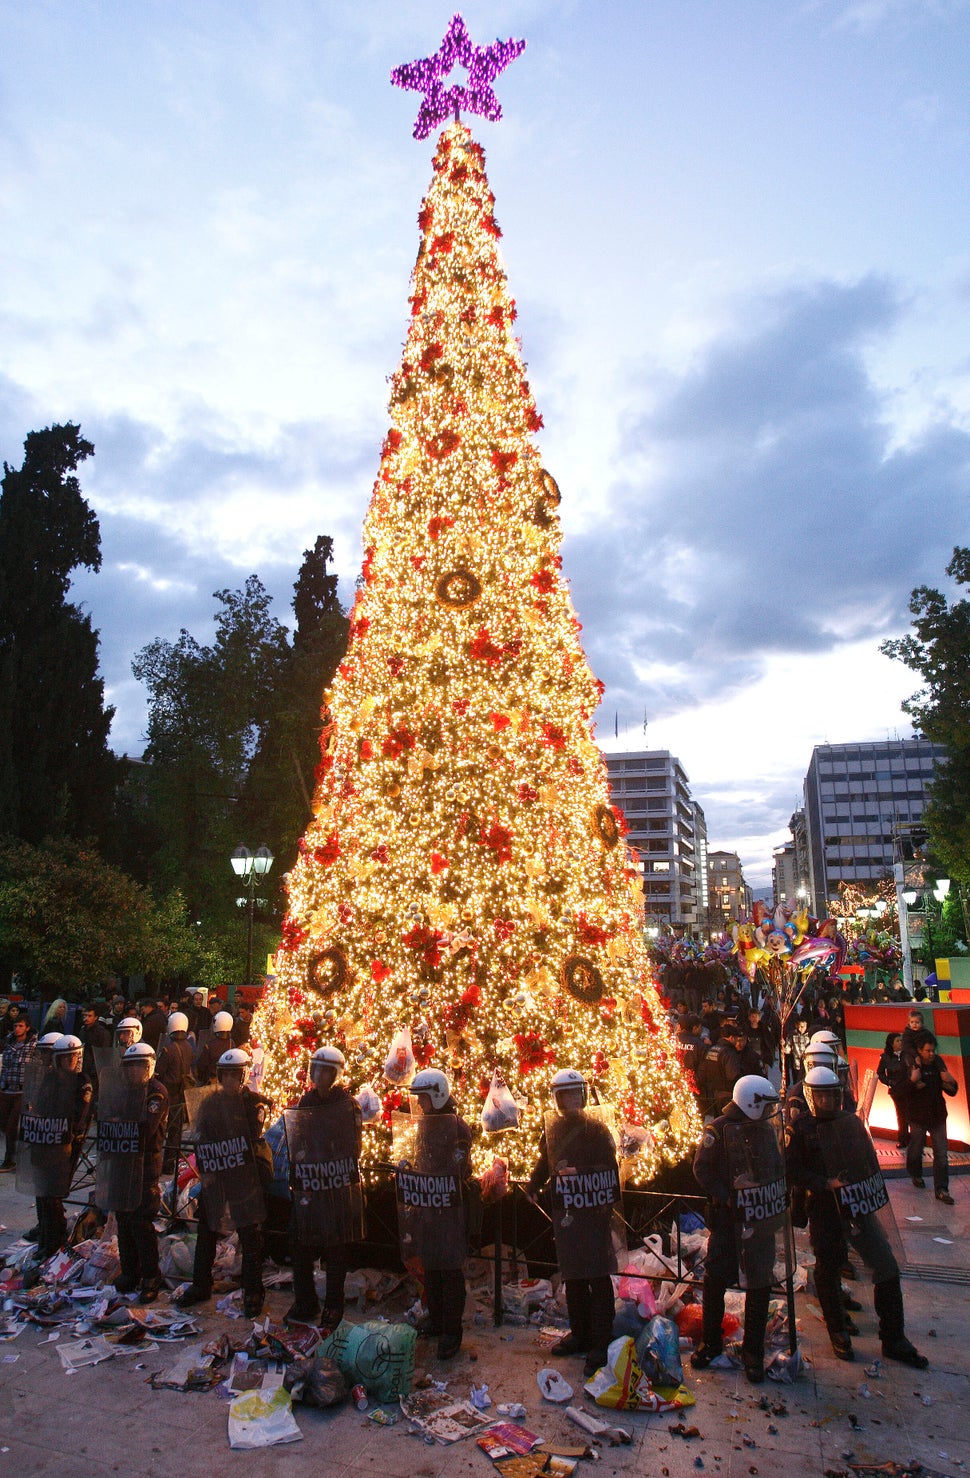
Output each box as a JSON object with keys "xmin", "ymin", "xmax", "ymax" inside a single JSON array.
[{"xmin": 2, "ymin": 0, "xmax": 968, "ymax": 887}]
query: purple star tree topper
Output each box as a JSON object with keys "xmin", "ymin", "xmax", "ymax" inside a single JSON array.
[{"xmin": 391, "ymin": 13, "xmax": 526, "ymax": 141}]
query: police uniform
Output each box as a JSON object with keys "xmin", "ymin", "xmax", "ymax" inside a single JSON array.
[
  {"xmin": 193, "ymin": 1035, "xmax": 233, "ymax": 1087},
  {"xmin": 116, "ymin": 1079, "xmax": 170, "ymax": 1295},
  {"xmin": 785, "ymin": 1102, "xmax": 920, "ymax": 1363},
  {"xmin": 36, "ymin": 1072, "xmax": 94, "ymax": 1259},
  {"xmin": 696, "ymin": 1038, "xmax": 744, "ymax": 1119},
  {"xmin": 527, "ymin": 1113, "xmax": 618, "ymax": 1370},
  {"xmin": 156, "ymin": 1035, "xmax": 195, "ymax": 1172},
  {"xmin": 288, "ymin": 1084, "xmax": 362, "ymax": 1325},
  {"xmin": 189, "ymin": 1085, "xmax": 270, "ymax": 1313},
  {"xmin": 692, "ymin": 1104, "xmax": 772, "ymax": 1373},
  {"xmin": 421, "ymin": 1103, "xmax": 474, "ymax": 1352}
]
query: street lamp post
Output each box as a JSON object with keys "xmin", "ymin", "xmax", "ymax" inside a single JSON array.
[{"xmin": 231, "ymin": 845, "xmax": 273, "ymax": 986}]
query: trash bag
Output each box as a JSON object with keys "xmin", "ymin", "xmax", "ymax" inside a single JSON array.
[
  {"xmin": 283, "ymin": 1354, "xmax": 348, "ymax": 1409},
  {"xmin": 481, "ymin": 1070, "xmax": 519, "ymax": 1133},
  {"xmin": 316, "ymin": 1319, "xmax": 416, "ymax": 1403},
  {"xmin": 356, "ymin": 1084, "xmax": 381, "ymax": 1124},
  {"xmin": 227, "ymin": 1386, "xmax": 302, "ymax": 1449},
  {"xmin": 583, "ymin": 1336, "xmax": 695, "ymax": 1413},
  {"xmin": 634, "ymin": 1315, "xmax": 683, "ymax": 1388},
  {"xmin": 616, "ymin": 1252, "xmax": 658, "ymax": 1317},
  {"xmin": 479, "ymin": 1156, "xmax": 509, "ymax": 1203},
  {"xmin": 383, "ymin": 1028, "xmax": 415, "ymax": 1086}
]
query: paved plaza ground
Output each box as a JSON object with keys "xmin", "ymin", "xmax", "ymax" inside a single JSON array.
[{"xmin": 0, "ymin": 1168, "xmax": 967, "ymax": 1478}]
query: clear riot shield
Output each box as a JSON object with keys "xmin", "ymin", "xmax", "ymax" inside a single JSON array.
[
  {"xmin": 544, "ymin": 1105, "xmax": 624, "ymax": 1282},
  {"xmin": 185, "ymin": 1083, "xmax": 219, "ymax": 1129},
  {"xmin": 193, "ymin": 1092, "xmax": 265, "ymax": 1232},
  {"xmin": 95, "ymin": 1078, "xmax": 147, "ymax": 1213},
  {"xmin": 724, "ymin": 1107, "xmax": 793, "ymax": 1290},
  {"xmin": 815, "ymin": 1113, "xmax": 903, "ymax": 1279},
  {"xmin": 16, "ymin": 1061, "xmax": 76, "ymax": 1199},
  {"xmin": 284, "ymin": 1101, "xmax": 364, "ymax": 1246},
  {"xmin": 392, "ymin": 1111, "xmax": 466, "ymax": 1272}
]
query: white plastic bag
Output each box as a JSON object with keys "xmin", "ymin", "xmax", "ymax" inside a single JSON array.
[
  {"xmin": 383, "ymin": 1027, "xmax": 415, "ymax": 1085},
  {"xmin": 228, "ymin": 1382, "xmax": 303, "ymax": 1449},
  {"xmin": 356, "ymin": 1083, "xmax": 381, "ymax": 1123},
  {"xmin": 481, "ymin": 1070, "xmax": 519, "ymax": 1132}
]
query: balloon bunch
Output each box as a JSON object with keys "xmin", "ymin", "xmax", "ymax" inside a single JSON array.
[{"xmin": 731, "ymin": 900, "xmax": 846, "ymax": 982}]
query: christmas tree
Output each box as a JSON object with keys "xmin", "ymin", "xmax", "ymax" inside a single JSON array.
[{"xmin": 253, "ymin": 17, "xmax": 701, "ymax": 1180}]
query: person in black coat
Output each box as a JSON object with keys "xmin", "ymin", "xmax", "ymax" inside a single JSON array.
[
  {"xmin": 409, "ymin": 1068, "xmax": 475, "ymax": 1361},
  {"xmin": 285, "ymin": 1045, "xmax": 362, "ymax": 1329},
  {"xmin": 112, "ymin": 1044, "xmax": 170, "ymax": 1302},
  {"xmin": 906, "ymin": 1030, "xmax": 957, "ymax": 1203},
  {"xmin": 877, "ymin": 1032, "xmax": 910, "ymax": 1149}
]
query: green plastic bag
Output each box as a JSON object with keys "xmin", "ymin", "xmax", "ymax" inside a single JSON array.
[{"xmin": 316, "ymin": 1319, "xmax": 416, "ymax": 1402}]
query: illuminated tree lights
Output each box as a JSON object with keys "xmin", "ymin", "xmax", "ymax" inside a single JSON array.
[{"xmin": 252, "ymin": 121, "xmax": 702, "ymax": 1179}]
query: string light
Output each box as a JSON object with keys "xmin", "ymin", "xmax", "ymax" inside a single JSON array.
[{"xmin": 252, "ymin": 121, "xmax": 702, "ymax": 1181}]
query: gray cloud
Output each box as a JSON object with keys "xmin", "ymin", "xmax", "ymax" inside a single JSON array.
[{"xmin": 566, "ymin": 275, "xmax": 970, "ymax": 719}]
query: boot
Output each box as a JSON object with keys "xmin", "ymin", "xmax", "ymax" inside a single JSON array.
[
  {"xmin": 874, "ymin": 1277, "xmax": 928, "ymax": 1369},
  {"xmin": 114, "ymin": 1273, "xmax": 140, "ymax": 1294},
  {"xmin": 285, "ymin": 1299, "xmax": 321, "ymax": 1325},
  {"xmin": 175, "ymin": 1284, "xmax": 212, "ymax": 1308},
  {"xmin": 139, "ymin": 1277, "xmax": 162, "ymax": 1304},
  {"xmin": 691, "ymin": 1278, "xmax": 725, "ymax": 1369},
  {"xmin": 551, "ymin": 1333, "xmax": 588, "ymax": 1356},
  {"xmin": 437, "ymin": 1333, "xmax": 462, "ymax": 1360},
  {"xmin": 563, "ymin": 1280, "xmax": 593, "ymax": 1354},
  {"xmin": 244, "ymin": 1289, "xmax": 265, "ymax": 1319},
  {"xmin": 830, "ymin": 1332, "xmax": 854, "ymax": 1361}
]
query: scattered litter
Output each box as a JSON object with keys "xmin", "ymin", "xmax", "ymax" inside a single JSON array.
[
  {"xmin": 470, "ymin": 1382, "xmax": 491, "ymax": 1409},
  {"xmin": 1, "ymin": 1353, "xmax": 19, "ymax": 1364},
  {"xmin": 932, "ymin": 1238, "xmax": 953, "ymax": 1246},
  {"xmin": 476, "ymin": 1423, "xmax": 543, "ymax": 1459},
  {"xmin": 228, "ymin": 1375, "xmax": 302, "ymax": 1450},
  {"xmin": 669, "ymin": 1423, "xmax": 702, "ymax": 1440},
  {"xmin": 400, "ymin": 1388, "xmax": 492, "ymax": 1444},
  {"xmin": 56, "ymin": 1336, "xmax": 115, "ymax": 1372},
  {"xmin": 149, "ymin": 1343, "xmax": 219, "ymax": 1392},
  {"xmin": 584, "ymin": 1337, "xmax": 694, "ymax": 1413},
  {"xmin": 537, "ymin": 1368, "xmax": 574, "ymax": 1403},
  {"xmin": 565, "ymin": 1405, "xmax": 632, "ymax": 1445},
  {"xmin": 497, "ymin": 1402, "xmax": 527, "ymax": 1419}
]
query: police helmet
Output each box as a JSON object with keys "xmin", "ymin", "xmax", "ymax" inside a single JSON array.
[
  {"xmin": 409, "ymin": 1068, "xmax": 450, "ymax": 1111},
  {"xmin": 167, "ymin": 1011, "xmax": 189, "ymax": 1034},
  {"xmin": 212, "ymin": 1011, "xmax": 234, "ymax": 1035},
  {"xmin": 116, "ymin": 1016, "xmax": 143, "ymax": 1044},
  {"xmin": 122, "ymin": 1042, "xmax": 156, "ymax": 1077},
  {"xmin": 732, "ymin": 1074, "xmax": 780, "ymax": 1121},
  {"xmin": 53, "ymin": 1034, "xmax": 83, "ymax": 1068},
  {"xmin": 550, "ymin": 1067, "xmax": 588, "ymax": 1110},
  {"xmin": 803, "ymin": 1065, "xmax": 842, "ymax": 1120},
  {"xmin": 310, "ymin": 1045, "xmax": 346, "ymax": 1084}
]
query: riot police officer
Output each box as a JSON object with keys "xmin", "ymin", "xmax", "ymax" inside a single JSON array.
[
  {"xmin": 399, "ymin": 1068, "xmax": 474, "ymax": 1360},
  {"xmin": 156, "ymin": 1011, "xmax": 195, "ymax": 1173},
  {"xmin": 526, "ymin": 1068, "xmax": 621, "ymax": 1378},
  {"xmin": 786, "ymin": 1066, "xmax": 926, "ymax": 1367},
  {"xmin": 283, "ymin": 1045, "xmax": 363, "ymax": 1327},
  {"xmin": 692, "ymin": 1075, "xmax": 788, "ymax": 1384},
  {"xmin": 115, "ymin": 1016, "xmax": 143, "ymax": 1052},
  {"xmin": 177, "ymin": 1047, "xmax": 270, "ymax": 1318},
  {"xmin": 109, "ymin": 1043, "xmax": 169, "ymax": 1301},
  {"xmin": 31, "ymin": 1035, "xmax": 93, "ymax": 1259},
  {"xmin": 696, "ymin": 1021, "xmax": 748, "ymax": 1119},
  {"xmin": 193, "ymin": 1011, "xmax": 235, "ymax": 1086}
]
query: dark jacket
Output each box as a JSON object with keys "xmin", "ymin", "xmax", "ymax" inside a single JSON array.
[
  {"xmin": 696, "ymin": 1040, "xmax": 745, "ymax": 1117},
  {"xmin": 144, "ymin": 1080, "xmax": 171, "ymax": 1180},
  {"xmin": 140, "ymin": 1007, "xmax": 168, "ymax": 1051},
  {"xmin": 526, "ymin": 1111, "xmax": 617, "ymax": 1198},
  {"xmin": 156, "ymin": 1037, "xmax": 195, "ymax": 1100},
  {"xmin": 692, "ymin": 1101, "xmax": 749, "ymax": 1206},
  {"xmin": 907, "ymin": 1054, "xmax": 956, "ymax": 1127},
  {"xmin": 877, "ymin": 1047, "xmax": 908, "ymax": 1101},
  {"xmin": 81, "ymin": 1021, "xmax": 111, "ymax": 1088},
  {"xmin": 194, "ymin": 1035, "xmax": 233, "ymax": 1086}
]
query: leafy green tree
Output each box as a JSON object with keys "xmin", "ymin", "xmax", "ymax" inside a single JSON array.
[
  {"xmin": 132, "ymin": 575, "xmax": 291, "ymax": 924},
  {"xmin": 130, "ymin": 546, "xmax": 347, "ymax": 978},
  {"xmin": 882, "ymin": 547, "xmax": 970, "ymax": 887},
  {"xmin": 0, "ymin": 840, "xmax": 204, "ymax": 994},
  {"xmin": 0, "ymin": 425, "xmax": 119, "ymax": 845},
  {"xmin": 237, "ymin": 536, "xmax": 349, "ymax": 869}
]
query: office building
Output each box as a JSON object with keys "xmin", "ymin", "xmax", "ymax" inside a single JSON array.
[
  {"xmin": 801, "ymin": 737, "xmax": 946, "ymax": 913},
  {"xmin": 603, "ymin": 750, "xmax": 701, "ymax": 930},
  {"xmin": 707, "ymin": 849, "xmax": 753, "ymax": 924}
]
